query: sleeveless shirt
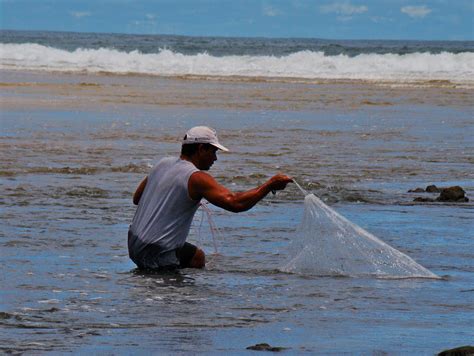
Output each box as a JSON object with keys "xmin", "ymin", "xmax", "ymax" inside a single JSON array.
[{"xmin": 129, "ymin": 157, "xmax": 200, "ymax": 266}]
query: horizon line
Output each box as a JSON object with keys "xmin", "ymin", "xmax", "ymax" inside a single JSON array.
[{"xmin": 1, "ymin": 28, "xmax": 473, "ymax": 43}]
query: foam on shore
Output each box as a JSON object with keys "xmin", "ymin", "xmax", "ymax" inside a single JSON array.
[{"xmin": 1, "ymin": 43, "xmax": 473, "ymax": 85}]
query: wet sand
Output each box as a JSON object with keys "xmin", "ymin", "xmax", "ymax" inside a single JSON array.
[
  {"xmin": 1, "ymin": 69, "xmax": 473, "ymax": 353},
  {"xmin": 1, "ymin": 70, "xmax": 473, "ymax": 112}
]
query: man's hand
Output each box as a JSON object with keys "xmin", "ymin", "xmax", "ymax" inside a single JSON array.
[{"xmin": 268, "ymin": 174, "xmax": 293, "ymax": 192}]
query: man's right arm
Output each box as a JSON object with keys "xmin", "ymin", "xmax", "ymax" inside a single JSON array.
[{"xmin": 188, "ymin": 172, "xmax": 292, "ymax": 213}]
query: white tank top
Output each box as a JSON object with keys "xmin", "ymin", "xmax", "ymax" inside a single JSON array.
[{"xmin": 130, "ymin": 157, "xmax": 200, "ymax": 255}]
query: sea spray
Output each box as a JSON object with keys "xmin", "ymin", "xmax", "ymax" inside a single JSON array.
[
  {"xmin": 282, "ymin": 180, "xmax": 439, "ymax": 278},
  {"xmin": 1, "ymin": 43, "xmax": 473, "ymax": 84}
]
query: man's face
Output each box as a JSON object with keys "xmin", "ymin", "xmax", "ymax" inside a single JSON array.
[{"xmin": 198, "ymin": 144, "xmax": 218, "ymax": 171}]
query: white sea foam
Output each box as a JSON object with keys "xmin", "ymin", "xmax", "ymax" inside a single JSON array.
[{"xmin": 1, "ymin": 43, "xmax": 473, "ymax": 84}]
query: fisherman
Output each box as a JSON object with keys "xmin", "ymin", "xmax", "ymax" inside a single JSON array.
[{"xmin": 128, "ymin": 126, "xmax": 292, "ymax": 270}]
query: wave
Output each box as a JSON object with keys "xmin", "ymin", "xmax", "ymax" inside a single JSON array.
[{"xmin": 1, "ymin": 43, "xmax": 473, "ymax": 83}]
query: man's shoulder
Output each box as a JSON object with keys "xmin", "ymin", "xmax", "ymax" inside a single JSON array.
[
  {"xmin": 159, "ymin": 156, "xmax": 178, "ymax": 165},
  {"xmin": 152, "ymin": 157, "xmax": 201, "ymax": 181},
  {"xmin": 152, "ymin": 156, "xmax": 177, "ymax": 170},
  {"xmin": 189, "ymin": 170, "xmax": 215, "ymax": 186},
  {"xmin": 188, "ymin": 171, "xmax": 217, "ymax": 200}
]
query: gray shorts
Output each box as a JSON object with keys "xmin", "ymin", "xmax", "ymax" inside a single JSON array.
[{"xmin": 128, "ymin": 230, "xmax": 197, "ymax": 270}]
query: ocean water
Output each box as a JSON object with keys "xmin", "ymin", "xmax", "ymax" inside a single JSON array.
[
  {"xmin": 1, "ymin": 30, "xmax": 474, "ymax": 84},
  {"xmin": 1, "ymin": 31, "xmax": 473, "ymax": 354}
]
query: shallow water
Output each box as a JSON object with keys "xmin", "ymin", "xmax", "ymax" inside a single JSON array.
[{"xmin": 1, "ymin": 71, "xmax": 473, "ymax": 353}]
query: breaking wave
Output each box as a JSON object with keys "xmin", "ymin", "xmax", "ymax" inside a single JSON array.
[{"xmin": 1, "ymin": 43, "xmax": 473, "ymax": 84}]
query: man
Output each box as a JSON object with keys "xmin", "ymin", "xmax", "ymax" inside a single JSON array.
[{"xmin": 128, "ymin": 126, "xmax": 292, "ymax": 270}]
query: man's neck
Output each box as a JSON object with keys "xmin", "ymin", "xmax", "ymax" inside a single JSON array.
[{"xmin": 180, "ymin": 154, "xmax": 199, "ymax": 169}]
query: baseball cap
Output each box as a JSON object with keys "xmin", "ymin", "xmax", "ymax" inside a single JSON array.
[{"xmin": 182, "ymin": 126, "xmax": 229, "ymax": 152}]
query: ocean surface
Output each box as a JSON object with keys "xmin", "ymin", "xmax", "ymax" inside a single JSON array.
[
  {"xmin": 1, "ymin": 30, "xmax": 473, "ymax": 354},
  {"xmin": 1, "ymin": 30, "xmax": 474, "ymax": 85}
]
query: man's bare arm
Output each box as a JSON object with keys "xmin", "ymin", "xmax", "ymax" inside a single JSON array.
[
  {"xmin": 189, "ymin": 172, "xmax": 292, "ymax": 213},
  {"xmin": 133, "ymin": 176, "xmax": 148, "ymax": 205}
]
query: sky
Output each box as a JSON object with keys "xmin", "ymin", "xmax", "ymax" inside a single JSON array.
[{"xmin": 1, "ymin": 0, "xmax": 473, "ymax": 40}]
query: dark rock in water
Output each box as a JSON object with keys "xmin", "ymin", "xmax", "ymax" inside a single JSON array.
[
  {"xmin": 246, "ymin": 343, "xmax": 288, "ymax": 352},
  {"xmin": 412, "ymin": 185, "xmax": 469, "ymax": 203},
  {"xmin": 408, "ymin": 184, "xmax": 441, "ymax": 193},
  {"xmin": 0, "ymin": 312, "xmax": 12, "ymax": 319},
  {"xmin": 436, "ymin": 186, "xmax": 469, "ymax": 202},
  {"xmin": 44, "ymin": 307, "xmax": 60, "ymax": 313},
  {"xmin": 426, "ymin": 184, "xmax": 441, "ymax": 193},
  {"xmin": 409, "ymin": 185, "xmax": 440, "ymax": 193},
  {"xmin": 408, "ymin": 187, "xmax": 425, "ymax": 193},
  {"xmin": 438, "ymin": 345, "xmax": 474, "ymax": 356},
  {"xmin": 414, "ymin": 197, "xmax": 435, "ymax": 202}
]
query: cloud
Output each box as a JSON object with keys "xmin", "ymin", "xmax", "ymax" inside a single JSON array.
[
  {"xmin": 320, "ymin": 2, "xmax": 368, "ymax": 16},
  {"xmin": 263, "ymin": 4, "xmax": 281, "ymax": 17},
  {"xmin": 70, "ymin": 11, "xmax": 91, "ymax": 19},
  {"xmin": 337, "ymin": 15, "xmax": 354, "ymax": 22},
  {"xmin": 145, "ymin": 13, "xmax": 156, "ymax": 20},
  {"xmin": 370, "ymin": 16, "xmax": 393, "ymax": 23},
  {"xmin": 400, "ymin": 5, "xmax": 432, "ymax": 18},
  {"xmin": 291, "ymin": 0, "xmax": 309, "ymax": 9}
]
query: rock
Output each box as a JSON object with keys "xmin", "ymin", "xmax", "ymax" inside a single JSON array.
[
  {"xmin": 414, "ymin": 197, "xmax": 435, "ymax": 202},
  {"xmin": 412, "ymin": 185, "xmax": 469, "ymax": 203},
  {"xmin": 0, "ymin": 312, "xmax": 11, "ymax": 319},
  {"xmin": 426, "ymin": 184, "xmax": 441, "ymax": 193},
  {"xmin": 438, "ymin": 345, "xmax": 474, "ymax": 356},
  {"xmin": 436, "ymin": 186, "xmax": 469, "ymax": 202},
  {"xmin": 408, "ymin": 185, "xmax": 441, "ymax": 193},
  {"xmin": 246, "ymin": 343, "xmax": 287, "ymax": 352},
  {"xmin": 408, "ymin": 188, "xmax": 425, "ymax": 193}
]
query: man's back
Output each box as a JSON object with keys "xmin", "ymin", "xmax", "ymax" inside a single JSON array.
[{"xmin": 130, "ymin": 157, "xmax": 200, "ymax": 255}]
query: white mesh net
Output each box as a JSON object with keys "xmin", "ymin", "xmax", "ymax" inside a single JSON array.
[{"xmin": 281, "ymin": 190, "xmax": 439, "ymax": 279}]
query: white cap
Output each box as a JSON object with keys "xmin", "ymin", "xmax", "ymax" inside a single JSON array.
[{"xmin": 182, "ymin": 126, "xmax": 229, "ymax": 152}]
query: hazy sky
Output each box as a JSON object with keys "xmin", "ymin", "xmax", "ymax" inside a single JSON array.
[{"xmin": 1, "ymin": 0, "xmax": 473, "ymax": 40}]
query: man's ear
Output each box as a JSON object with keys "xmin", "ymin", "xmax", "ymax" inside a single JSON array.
[{"xmin": 198, "ymin": 144, "xmax": 212, "ymax": 153}]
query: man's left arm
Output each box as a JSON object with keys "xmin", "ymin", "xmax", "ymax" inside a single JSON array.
[{"xmin": 133, "ymin": 176, "xmax": 148, "ymax": 205}]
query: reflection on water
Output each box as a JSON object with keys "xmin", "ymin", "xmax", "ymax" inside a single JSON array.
[{"xmin": 1, "ymin": 72, "xmax": 473, "ymax": 353}]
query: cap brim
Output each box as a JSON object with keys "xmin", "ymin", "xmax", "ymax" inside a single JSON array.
[{"xmin": 211, "ymin": 142, "xmax": 229, "ymax": 152}]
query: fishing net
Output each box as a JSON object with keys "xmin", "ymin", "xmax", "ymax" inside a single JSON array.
[
  {"xmin": 195, "ymin": 201, "xmax": 221, "ymax": 254},
  {"xmin": 281, "ymin": 184, "xmax": 439, "ymax": 279}
]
